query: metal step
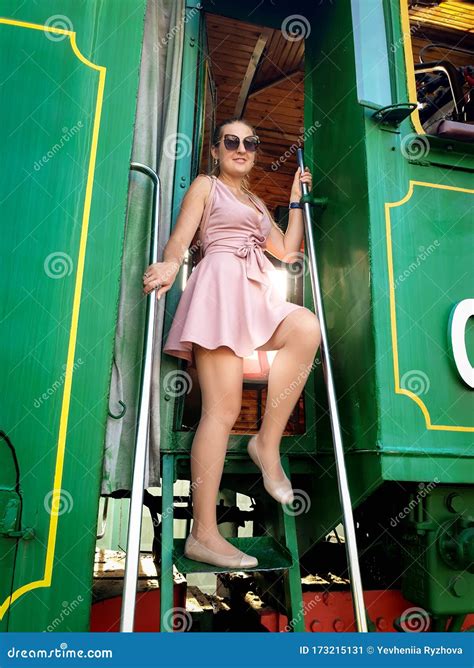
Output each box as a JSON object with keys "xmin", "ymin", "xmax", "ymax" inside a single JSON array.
[{"xmin": 173, "ymin": 536, "xmax": 293, "ymax": 574}]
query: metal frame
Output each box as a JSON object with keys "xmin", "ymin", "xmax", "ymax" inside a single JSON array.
[
  {"xmin": 296, "ymin": 148, "xmax": 368, "ymax": 633},
  {"xmin": 120, "ymin": 162, "xmax": 161, "ymax": 632}
]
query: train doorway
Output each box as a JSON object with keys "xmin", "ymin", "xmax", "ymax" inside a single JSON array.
[{"xmin": 175, "ymin": 6, "xmax": 313, "ymax": 437}]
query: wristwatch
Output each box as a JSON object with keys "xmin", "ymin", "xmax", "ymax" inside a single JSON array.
[{"xmin": 289, "ymin": 201, "xmax": 302, "ymax": 209}]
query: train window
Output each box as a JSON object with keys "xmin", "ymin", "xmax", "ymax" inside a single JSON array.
[
  {"xmin": 402, "ymin": 0, "xmax": 474, "ymax": 141},
  {"xmin": 351, "ymin": 0, "xmax": 393, "ymax": 108}
]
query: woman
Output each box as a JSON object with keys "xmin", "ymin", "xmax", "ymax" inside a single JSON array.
[{"xmin": 143, "ymin": 117, "xmax": 321, "ymax": 569}]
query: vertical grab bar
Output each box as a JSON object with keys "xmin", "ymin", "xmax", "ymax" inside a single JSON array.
[
  {"xmin": 296, "ymin": 148, "xmax": 368, "ymax": 633},
  {"xmin": 120, "ymin": 162, "xmax": 161, "ymax": 632}
]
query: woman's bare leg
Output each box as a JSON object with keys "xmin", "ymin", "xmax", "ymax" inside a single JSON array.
[
  {"xmin": 189, "ymin": 344, "xmax": 243, "ymax": 555},
  {"xmin": 255, "ymin": 308, "xmax": 321, "ymax": 479}
]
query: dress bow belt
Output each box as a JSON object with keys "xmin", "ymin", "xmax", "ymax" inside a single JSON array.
[
  {"xmin": 203, "ymin": 233, "xmax": 270, "ymax": 288},
  {"xmin": 234, "ymin": 233, "xmax": 269, "ymax": 286}
]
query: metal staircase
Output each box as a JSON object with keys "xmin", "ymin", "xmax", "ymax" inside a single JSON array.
[
  {"xmin": 159, "ymin": 451, "xmax": 305, "ymax": 632},
  {"xmin": 119, "ymin": 152, "xmax": 369, "ymax": 633}
]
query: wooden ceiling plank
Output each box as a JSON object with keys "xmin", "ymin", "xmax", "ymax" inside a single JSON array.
[
  {"xmin": 234, "ymin": 27, "xmax": 274, "ymax": 117},
  {"xmin": 249, "ymin": 69, "xmax": 303, "ymax": 98}
]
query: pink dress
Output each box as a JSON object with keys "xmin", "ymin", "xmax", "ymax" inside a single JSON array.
[{"xmin": 162, "ymin": 175, "xmax": 304, "ymax": 373}]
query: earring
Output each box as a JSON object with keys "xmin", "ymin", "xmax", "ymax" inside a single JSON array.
[{"xmin": 214, "ymin": 159, "xmax": 218, "ymax": 165}]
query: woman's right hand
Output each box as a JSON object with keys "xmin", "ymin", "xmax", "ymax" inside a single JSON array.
[{"xmin": 142, "ymin": 260, "xmax": 180, "ymax": 299}]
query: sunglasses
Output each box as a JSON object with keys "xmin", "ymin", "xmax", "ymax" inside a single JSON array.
[{"xmin": 219, "ymin": 134, "xmax": 260, "ymax": 152}]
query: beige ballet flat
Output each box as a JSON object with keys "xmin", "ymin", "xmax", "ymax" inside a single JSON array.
[
  {"xmin": 184, "ymin": 533, "xmax": 258, "ymax": 569},
  {"xmin": 247, "ymin": 434, "xmax": 295, "ymax": 505}
]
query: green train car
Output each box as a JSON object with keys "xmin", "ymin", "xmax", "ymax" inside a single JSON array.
[{"xmin": 1, "ymin": 0, "xmax": 473, "ymax": 634}]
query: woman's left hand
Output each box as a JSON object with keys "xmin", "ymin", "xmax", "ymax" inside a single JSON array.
[{"xmin": 290, "ymin": 166, "xmax": 312, "ymax": 202}]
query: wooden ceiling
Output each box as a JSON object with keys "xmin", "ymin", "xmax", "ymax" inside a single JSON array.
[
  {"xmin": 199, "ymin": 2, "xmax": 473, "ymax": 213},
  {"xmin": 201, "ymin": 13, "xmax": 304, "ymax": 213}
]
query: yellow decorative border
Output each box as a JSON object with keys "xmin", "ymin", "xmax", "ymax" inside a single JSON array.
[
  {"xmin": 385, "ymin": 180, "xmax": 474, "ymax": 432},
  {"xmin": 400, "ymin": 0, "xmax": 425, "ymax": 135},
  {"xmin": 0, "ymin": 18, "xmax": 106, "ymax": 620}
]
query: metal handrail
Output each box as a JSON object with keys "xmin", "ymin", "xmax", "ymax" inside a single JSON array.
[
  {"xmin": 296, "ymin": 148, "xmax": 368, "ymax": 633},
  {"xmin": 96, "ymin": 496, "xmax": 109, "ymax": 540},
  {"xmin": 120, "ymin": 162, "xmax": 161, "ymax": 632}
]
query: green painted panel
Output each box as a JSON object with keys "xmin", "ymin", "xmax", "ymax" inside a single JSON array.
[
  {"xmin": 304, "ymin": 0, "xmax": 379, "ymax": 457},
  {"xmin": 366, "ymin": 112, "xmax": 474, "ymax": 478},
  {"xmin": 387, "ymin": 182, "xmax": 473, "ymax": 430},
  {"xmin": 0, "ymin": 1, "xmax": 146, "ymax": 631},
  {"xmin": 355, "ymin": 0, "xmax": 474, "ymax": 483}
]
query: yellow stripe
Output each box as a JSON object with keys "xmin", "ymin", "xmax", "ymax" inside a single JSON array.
[
  {"xmin": 385, "ymin": 180, "xmax": 474, "ymax": 432},
  {"xmin": 0, "ymin": 18, "xmax": 106, "ymax": 620},
  {"xmin": 400, "ymin": 1, "xmax": 425, "ymax": 135}
]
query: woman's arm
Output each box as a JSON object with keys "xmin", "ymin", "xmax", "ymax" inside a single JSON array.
[
  {"xmin": 143, "ymin": 175, "xmax": 211, "ymax": 297},
  {"xmin": 265, "ymin": 167, "xmax": 312, "ymax": 263},
  {"xmin": 163, "ymin": 174, "xmax": 211, "ymax": 267}
]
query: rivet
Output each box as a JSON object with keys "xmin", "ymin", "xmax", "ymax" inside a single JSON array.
[
  {"xmin": 310, "ymin": 619, "xmax": 321, "ymax": 632},
  {"xmin": 333, "ymin": 618, "xmax": 344, "ymax": 632}
]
